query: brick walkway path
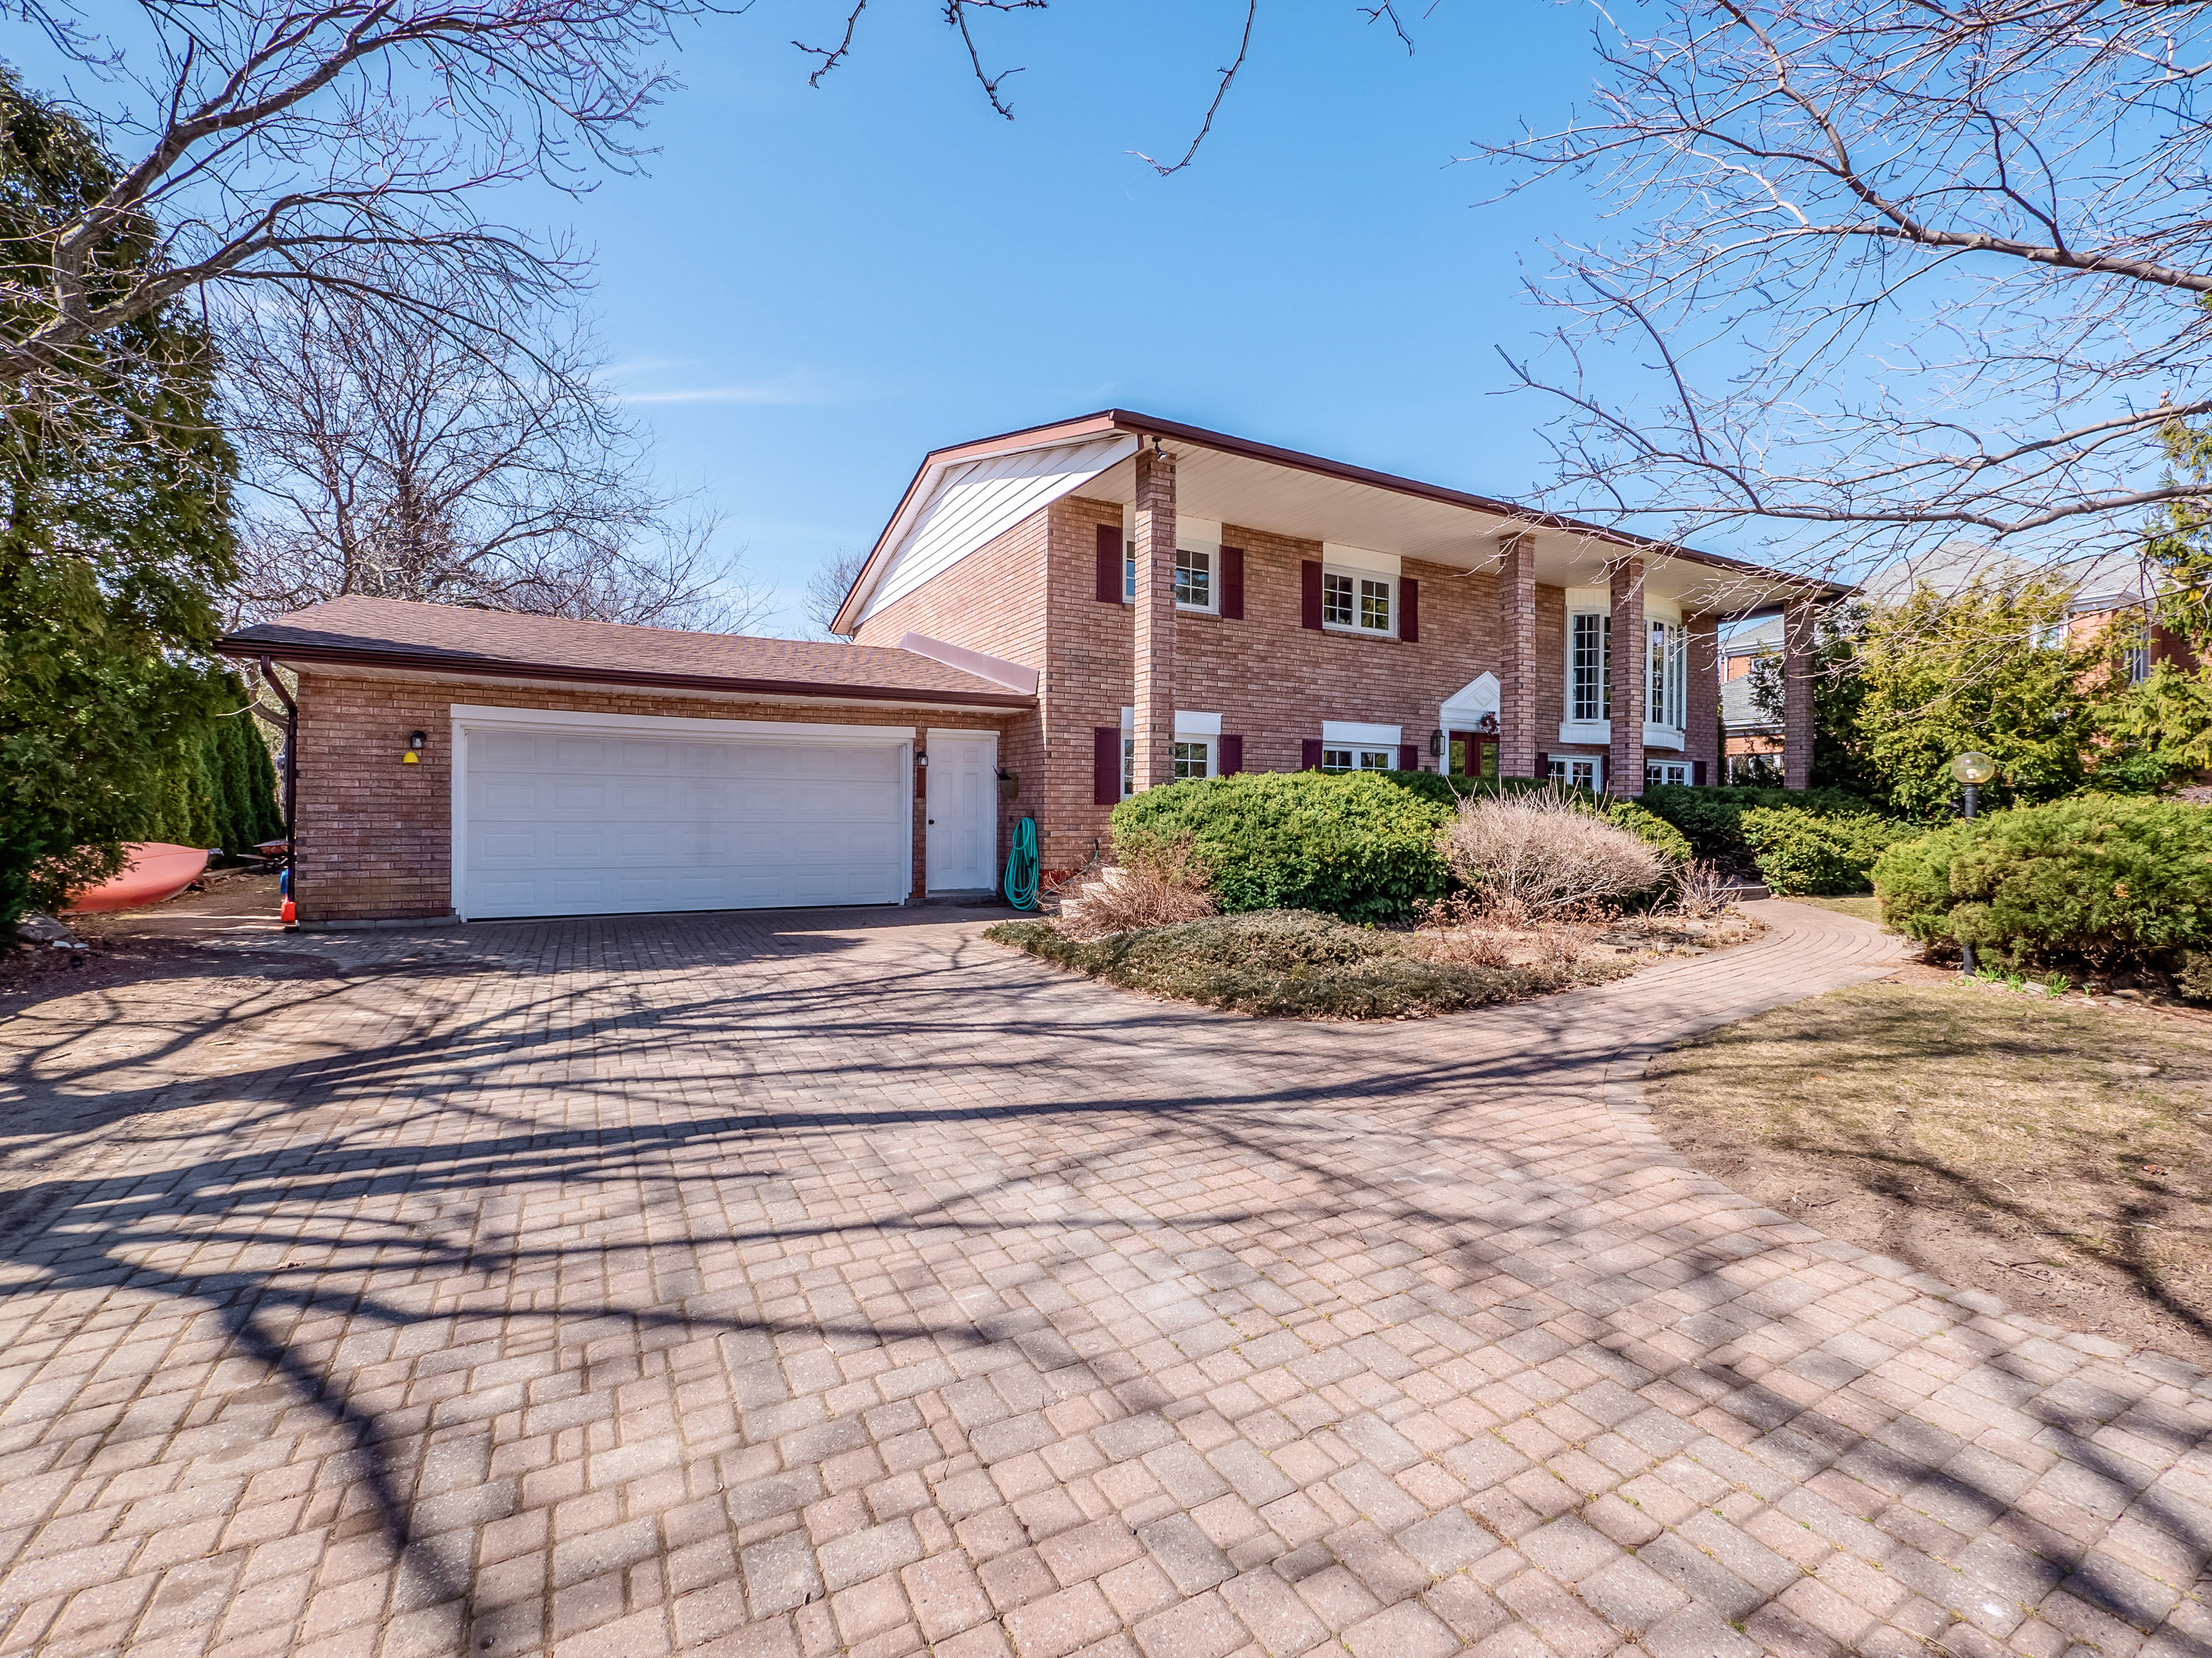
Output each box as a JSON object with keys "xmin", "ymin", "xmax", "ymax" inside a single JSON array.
[{"xmin": 2, "ymin": 899, "xmax": 2208, "ymax": 1658}]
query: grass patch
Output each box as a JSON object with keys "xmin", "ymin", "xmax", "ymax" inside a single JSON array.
[
  {"xmin": 1786, "ymin": 895, "xmax": 1885, "ymax": 926},
  {"xmin": 1648, "ymin": 980, "xmax": 2212, "ymax": 1364},
  {"xmin": 987, "ymin": 908, "xmax": 1624, "ymax": 1020}
]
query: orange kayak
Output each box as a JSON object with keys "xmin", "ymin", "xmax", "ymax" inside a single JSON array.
[{"xmin": 64, "ymin": 843, "xmax": 211, "ymax": 913}]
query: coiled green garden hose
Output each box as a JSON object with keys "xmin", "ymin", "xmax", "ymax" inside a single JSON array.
[{"xmin": 1001, "ymin": 815, "xmax": 1039, "ymax": 910}]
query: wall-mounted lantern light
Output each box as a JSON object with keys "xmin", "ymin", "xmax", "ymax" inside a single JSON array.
[
  {"xmin": 403, "ymin": 731, "xmax": 426, "ymax": 764},
  {"xmin": 1429, "ymin": 728, "xmax": 1444, "ymax": 759}
]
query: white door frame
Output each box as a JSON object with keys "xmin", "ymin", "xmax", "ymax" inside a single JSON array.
[
  {"xmin": 925, "ymin": 728, "xmax": 998, "ymax": 894},
  {"xmin": 448, "ymin": 703, "xmax": 915, "ymax": 920}
]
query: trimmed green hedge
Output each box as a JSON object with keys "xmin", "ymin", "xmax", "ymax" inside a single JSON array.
[
  {"xmin": 1871, "ymin": 796, "xmax": 2212, "ymax": 967},
  {"xmin": 1110, "ymin": 771, "xmax": 1453, "ymax": 924},
  {"xmin": 1109, "ymin": 770, "xmax": 1690, "ymax": 924},
  {"xmin": 1641, "ymin": 783, "xmax": 1907, "ymax": 894},
  {"xmin": 1739, "ymin": 807, "xmax": 1923, "ymax": 896}
]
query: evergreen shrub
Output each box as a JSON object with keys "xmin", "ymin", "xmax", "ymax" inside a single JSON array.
[
  {"xmin": 1739, "ymin": 807, "xmax": 1923, "ymax": 896},
  {"xmin": 1871, "ymin": 796, "xmax": 2212, "ymax": 967},
  {"xmin": 1110, "ymin": 771, "xmax": 1451, "ymax": 924}
]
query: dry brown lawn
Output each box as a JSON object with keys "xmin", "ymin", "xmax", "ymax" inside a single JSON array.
[
  {"xmin": 1787, "ymin": 894, "xmax": 1885, "ymax": 926},
  {"xmin": 1648, "ymin": 980, "xmax": 2212, "ymax": 1366}
]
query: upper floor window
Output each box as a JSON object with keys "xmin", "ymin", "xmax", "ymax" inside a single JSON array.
[
  {"xmin": 1571, "ymin": 613, "xmax": 1611, "ymax": 721},
  {"xmin": 1648, "ymin": 621, "xmax": 1687, "ymax": 730},
  {"xmin": 1323, "ymin": 570, "xmax": 1394, "ymax": 635},
  {"xmin": 1124, "ymin": 541, "xmax": 1219, "ymax": 612},
  {"xmin": 1175, "ymin": 547, "xmax": 1214, "ymax": 611}
]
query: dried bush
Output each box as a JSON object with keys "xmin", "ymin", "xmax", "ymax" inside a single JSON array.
[
  {"xmin": 1669, "ymin": 860, "xmax": 1737, "ymax": 920},
  {"xmin": 1536, "ymin": 918, "xmax": 1603, "ymax": 967},
  {"xmin": 1439, "ymin": 788, "xmax": 1669, "ymax": 919},
  {"xmin": 1412, "ymin": 894, "xmax": 1517, "ymax": 968},
  {"xmin": 1057, "ymin": 839, "xmax": 1216, "ymax": 941}
]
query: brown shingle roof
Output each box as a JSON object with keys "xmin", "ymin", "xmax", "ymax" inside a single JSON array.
[{"xmin": 220, "ymin": 596, "xmax": 1032, "ymax": 709}]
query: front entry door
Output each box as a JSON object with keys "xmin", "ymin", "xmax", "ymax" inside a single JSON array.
[
  {"xmin": 925, "ymin": 731, "xmax": 997, "ymax": 892},
  {"xmin": 1447, "ymin": 730, "xmax": 1499, "ymax": 782}
]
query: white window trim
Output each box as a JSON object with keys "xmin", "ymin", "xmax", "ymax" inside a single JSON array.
[
  {"xmin": 1548, "ymin": 754, "xmax": 1605, "ymax": 791},
  {"xmin": 1646, "ymin": 759, "xmax": 1693, "ymax": 787},
  {"xmin": 1120, "ymin": 711, "xmax": 1224, "ymax": 798},
  {"xmin": 1321, "ymin": 720, "xmax": 1401, "ymax": 747},
  {"xmin": 1321, "ymin": 567, "xmax": 1398, "ymax": 638},
  {"xmin": 1175, "ymin": 545, "xmax": 1220, "ymax": 615}
]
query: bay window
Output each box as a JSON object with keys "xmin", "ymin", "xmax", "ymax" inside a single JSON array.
[
  {"xmin": 1571, "ymin": 613, "xmax": 1610, "ymax": 721},
  {"xmin": 1647, "ymin": 620, "xmax": 1687, "ymax": 731}
]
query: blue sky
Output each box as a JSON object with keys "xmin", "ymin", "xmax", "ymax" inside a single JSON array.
[
  {"xmin": 555, "ymin": 1, "xmax": 1621, "ymax": 631},
  {"xmin": 15, "ymin": 1, "xmax": 1633, "ymax": 633}
]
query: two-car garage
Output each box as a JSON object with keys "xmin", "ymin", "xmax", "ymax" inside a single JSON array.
[{"xmin": 452, "ymin": 708, "xmax": 914, "ymax": 921}]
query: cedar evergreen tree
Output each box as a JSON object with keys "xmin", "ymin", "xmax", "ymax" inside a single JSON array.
[{"xmin": 0, "ymin": 65, "xmax": 242, "ymax": 927}]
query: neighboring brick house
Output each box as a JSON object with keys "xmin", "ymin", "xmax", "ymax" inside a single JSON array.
[
  {"xmin": 223, "ymin": 411, "xmax": 1835, "ymax": 925},
  {"xmin": 1714, "ymin": 541, "xmax": 2205, "ymax": 784},
  {"xmin": 834, "ymin": 411, "xmax": 1835, "ymax": 885}
]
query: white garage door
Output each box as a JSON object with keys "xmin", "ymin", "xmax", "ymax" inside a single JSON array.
[{"xmin": 454, "ymin": 711, "xmax": 911, "ymax": 919}]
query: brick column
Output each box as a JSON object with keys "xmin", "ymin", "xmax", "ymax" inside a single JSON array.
[
  {"xmin": 1607, "ymin": 558, "xmax": 1646, "ymax": 795},
  {"xmin": 1686, "ymin": 613, "xmax": 1720, "ymax": 785},
  {"xmin": 1496, "ymin": 534, "xmax": 1538, "ymax": 778},
  {"xmin": 1783, "ymin": 596, "xmax": 1817, "ymax": 790},
  {"xmin": 1132, "ymin": 443, "xmax": 1177, "ymax": 793}
]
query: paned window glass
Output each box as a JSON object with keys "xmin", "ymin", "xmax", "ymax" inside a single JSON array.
[
  {"xmin": 1322, "ymin": 747, "xmax": 1396, "ymax": 773},
  {"xmin": 1646, "ymin": 621, "xmax": 1687, "ymax": 730},
  {"xmin": 1174, "ymin": 548, "xmax": 1213, "ymax": 610},
  {"xmin": 1571, "ymin": 614, "xmax": 1612, "ymax": 720},
  {"xmin": 1172, "ymin": 739, "xmax": 1211, "ymax": 780},
  {"xmin": 1359, "ymin": 579, "xmax": 1391, "ymax": 632},
  {"xmin": 1323, "ymin": 571, "xmax": 1354, "ymax": 627}
]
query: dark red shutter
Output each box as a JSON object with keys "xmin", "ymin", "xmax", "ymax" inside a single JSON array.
[
  {"xmin": 1400, "ymin": 577, "xmax": 1419, "ymax": 643},
  {"xmin": 1693, "ymin": 759, "xmax": 1708, "ymax": 786},
  {"xmin": 1301, "ymin": 562, "xmax": 1323, "ymax": 630},
  {"xmin": 1095, "ymin": 525, "xmax": 1121, "ymax": 604},
  {"xmin": 1221, "ymin": 547, "xmax": 1245, "ymax": 619},
  {"xmin": 1535, "ymin": 750, "xmax": 1550, "ymax": 780},
  {"xmin": 1397, "ymin": 744, "xmax": 1419, "ymax": 773},
  {"xmin": 1093, "ymin": 726, "xmax": 1121, "ymax": 805},
  {"xmin": 1301, "ymin": 738, "xmax": 1324, "ymax": 770},
  {"xmin": 1219, "ymin": 734, "xmax": 1243, "ymax": 776}
]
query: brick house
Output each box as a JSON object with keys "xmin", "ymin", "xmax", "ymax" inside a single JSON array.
[
  {"xmin": 834, "ymin": 411, "xmax": 1834, "ymax": 885},
  {"xmin": 223, "ymin": 411, "xmax": 1834, "ymax": 925}
]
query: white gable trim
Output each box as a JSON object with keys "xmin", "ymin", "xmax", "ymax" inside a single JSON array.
[
  {"xmin": 858, "ymin": 434, "xmax": 1138, "ymax": 626},
  {"xmin": 1439, "ymin": 672, "xmax": 1500, "ymax": 727}
]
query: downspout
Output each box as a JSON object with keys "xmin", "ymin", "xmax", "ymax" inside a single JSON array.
[{"xmin": 260, "ymin": 657, "xmax": 299, "ymax": 915}]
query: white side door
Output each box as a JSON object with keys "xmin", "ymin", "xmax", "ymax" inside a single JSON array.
[{"xmin": 925, "ymin": 731, "xmax": 997, "ymax": 893}]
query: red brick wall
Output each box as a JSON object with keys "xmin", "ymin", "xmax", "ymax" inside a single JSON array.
[
  {"xmin": 1032, "ymin": 495, "xmax": 1543, "ymax": 871},
  {"xmin": 292, "ymin": 673, "xmax": 1015, "ymax": 924}
]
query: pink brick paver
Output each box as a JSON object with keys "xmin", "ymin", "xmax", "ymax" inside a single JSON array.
[{"xmin": 3, "ymin": 898, "xmax": 2209, "ymax": 1658}]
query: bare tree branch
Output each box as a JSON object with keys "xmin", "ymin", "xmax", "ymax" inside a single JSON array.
[
  {"xmin": 220, "ymin": 266, "xmax": 771, "ymax": 633},
  {"xmin": 1131, "ymin": 0, "xmax": 1259, "ymax": 177},
  {"xmin": 796, "ymin": 1, "xmax": 869, "ymax": 86},
  {"xmin": 1479, "ymin": 0, "xmax": 2212, "ymax": 573},
  {"xmin": 0, "ymin": 0, "xmax": 715, "ymax": 389}
]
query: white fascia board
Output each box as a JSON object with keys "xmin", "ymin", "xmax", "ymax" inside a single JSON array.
[
  {"xmin": 1121, "ymin": 707, "xmax": 1222, "ymax": 735},
  {"xmin": 1321, "ymin": 543, "xmax": 1401, "ymax": 578},
  {"xmin": 857, "ymin": 433, "xmax": 1138, "ymax": 626},
  {"xmin": 1322, "ymin": 720, "xmax": 1402, "ymax": 746},
  {"xmin": 448, "ymin": 704, "xmax": 914, "ymax": 744}
]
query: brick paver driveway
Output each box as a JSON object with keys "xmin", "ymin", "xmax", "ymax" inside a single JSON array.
[{"xmin": 3, "ymin": 899, "xmax": 2209, "ymax": 1658}]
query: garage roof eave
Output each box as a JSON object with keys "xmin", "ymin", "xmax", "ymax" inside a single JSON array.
[{"xmin": 218, "ymin": 638, "xmax": 1038, "ymax": 713}]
